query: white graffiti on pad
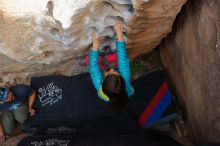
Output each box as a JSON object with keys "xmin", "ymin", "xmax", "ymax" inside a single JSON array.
[
  {"xmin": 30, "ymin": 139, "xmax": 70, "ymax": 146},
  {"xmin": 38, "ymin": 82, "xmax": 62, "ymax": 107},
  {"xmin": 47, "ymin": 126, "xmax": 77, "ymax": 134}
]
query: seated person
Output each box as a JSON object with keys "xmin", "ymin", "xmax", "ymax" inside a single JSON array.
[
  {"xmin": 0, "ymin": 84, "xmax": 36, "ymax": 143},
  {"xmin": 89, "ymin": 19, "xmax": 134, "ymax": 112}
]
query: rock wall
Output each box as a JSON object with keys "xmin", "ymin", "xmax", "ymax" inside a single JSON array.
[
  {"xmin": 159, "ymin": 0, "xmax": 220, "ymax": 143},
  {"xmin": 0, "ymin": 0, "xmax": 186, "ymax": 86},
  {"xmin": 127, "ymin": 0, "xmax": 187, "ymax": 58}
]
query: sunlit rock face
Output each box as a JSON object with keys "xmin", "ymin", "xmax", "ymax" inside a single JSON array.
[{"xmin": 0, "ymin": 0, "xmax": 186, "ymax": 86}]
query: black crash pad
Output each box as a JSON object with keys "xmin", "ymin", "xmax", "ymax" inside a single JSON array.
[
  {"xmin": 18, "ymin": 133, "xmax": 161, "ymax": 146},
  {"xmin": 130, "ymin": 69, "xmax": 178, "ymax": 128},
  {"xmin": 26, "ymin": 69, "xmax": 177, "ymax": 130},
  {"xmin": 19, "ymin": 69, "xmax": 180, "ymax": 146},
  {"xmin": 27, "ymin": 73, "xmax": 116, "ymax": 127},
  {"xmin": 18, "ymin": 116, "xmax": 182, "ymax": 146}
]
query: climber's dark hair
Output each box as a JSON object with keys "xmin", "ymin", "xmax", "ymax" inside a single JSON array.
[{"xmin": 102, "ymin": 74, "xmax": 128, "ymax": 112}]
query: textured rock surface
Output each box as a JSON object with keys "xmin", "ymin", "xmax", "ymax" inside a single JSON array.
[
  {"xmin": 0, "ymin": 0, "xmax": 186, "ymax": 86},
  {"xmin": 126, "ymin": 0, "xmax": 187, "ymax": 58},
  {"xmin": 159, "ymin": 0, "xmax": 220, "ymax": 143}
]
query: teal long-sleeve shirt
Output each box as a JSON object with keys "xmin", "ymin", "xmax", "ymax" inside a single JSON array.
[{"xmin": 89, "ymin": 41, "xmax": 134, "ymax": 102}]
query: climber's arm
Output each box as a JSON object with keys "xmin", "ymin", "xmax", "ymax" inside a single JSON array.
[
  {"xmin": 115, "ymin": 19, "xmax": 134, "ymax": 96},
  {"xmin": 89, "ymin": 31, "xmax": 103, "ymax": 91}
]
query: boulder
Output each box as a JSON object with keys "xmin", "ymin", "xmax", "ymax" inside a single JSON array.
[{"xmin": 159, "ymin": 0, "xmax": 220, "ymax": 143}]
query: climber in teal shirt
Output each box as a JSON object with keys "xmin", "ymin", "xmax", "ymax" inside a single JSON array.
[{"xmin": 89, "ymin": 19, "xmax": 134, "ymax": 111}]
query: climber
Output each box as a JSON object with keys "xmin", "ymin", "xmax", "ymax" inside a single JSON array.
[
  {"xmin": 0, "ymin": 84, "xmax": 37, "ymax": 143},
  {"xmin": 89, "ymin": 19, "xmax": 134, "ymax": 112}
]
